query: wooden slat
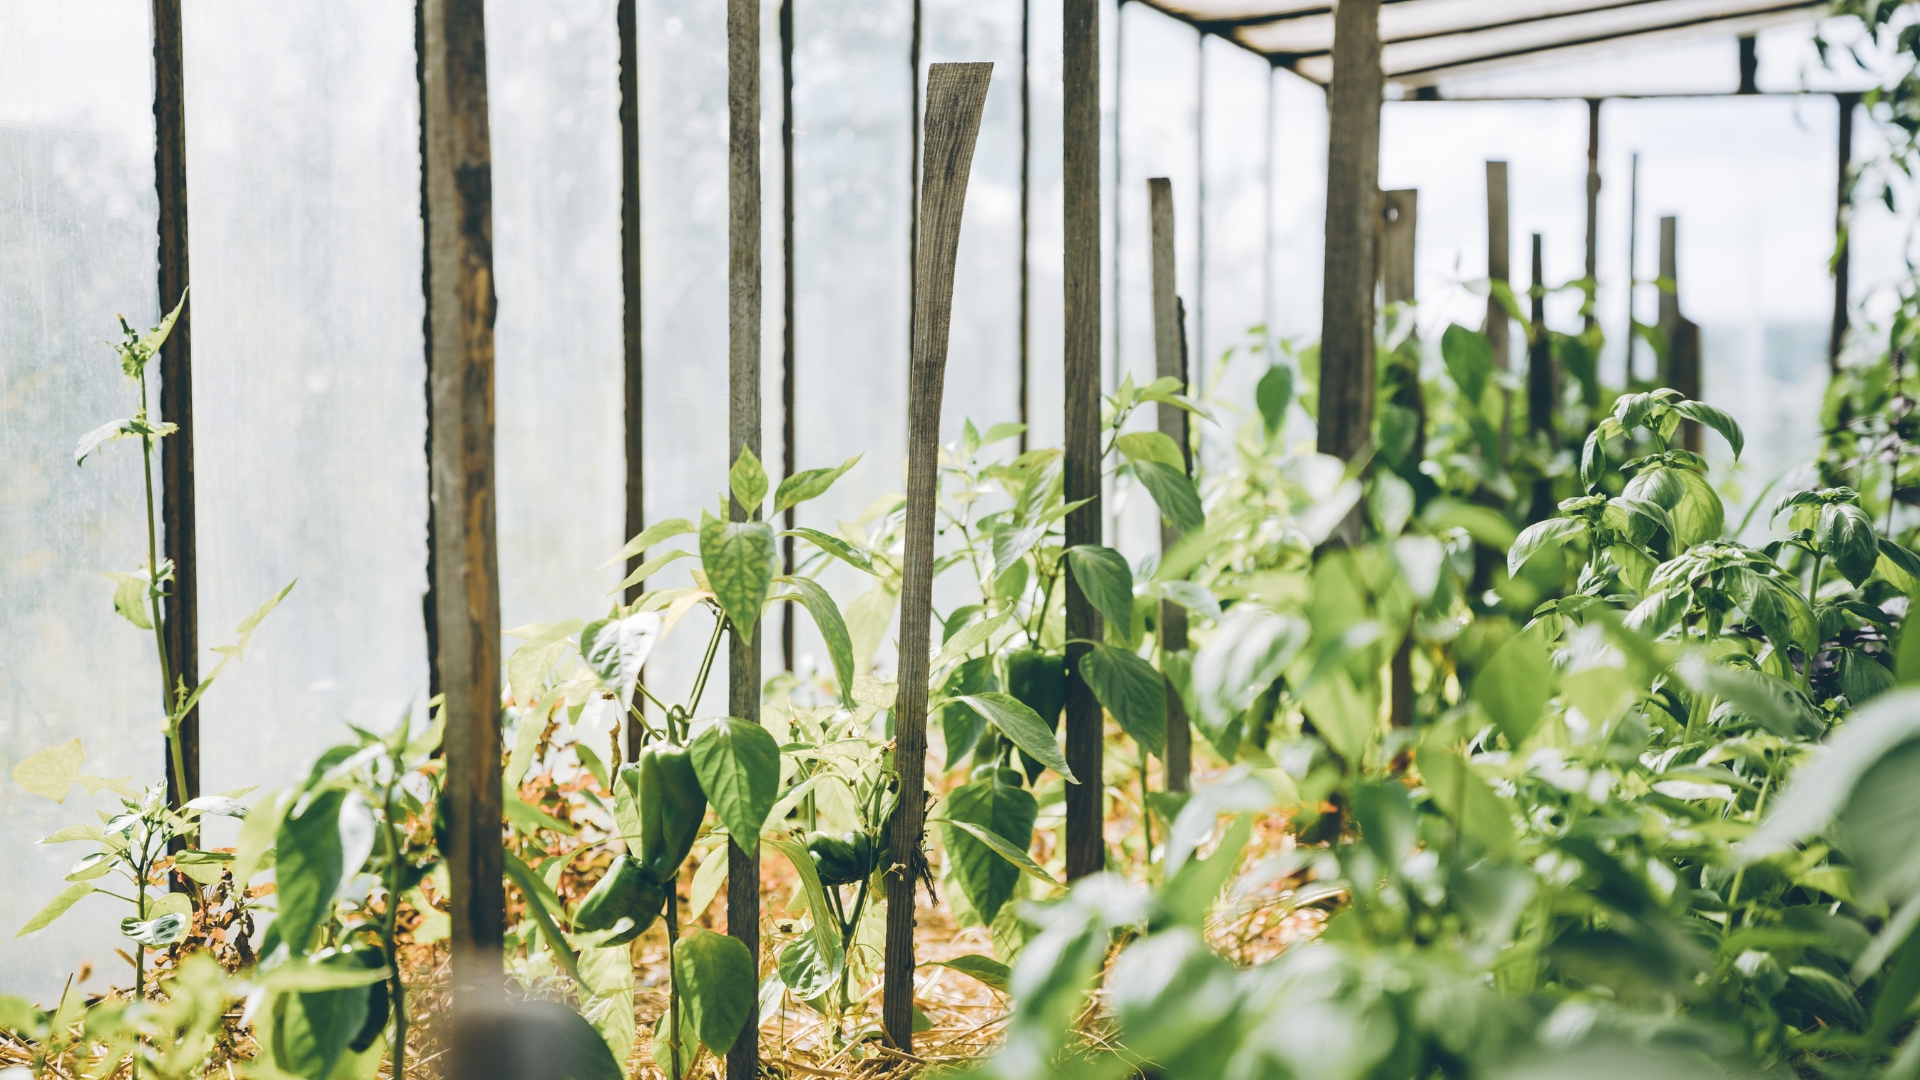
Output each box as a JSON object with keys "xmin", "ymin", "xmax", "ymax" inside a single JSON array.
[
  {"xmin": 1062, "ymin": 0, "xmax": 1105, "ymax": 882},
  {"xmin": 619, "ymin": 0, "xmax": 648, "ymax": 760},
  {"xmin": 1832, "ymin": 92, "xmax": 1857, "ymax": 373},
  {"xmin": 1148, "ymin": 178, "xmax": 1192, "ymax": 792},
  {"xmin": 1485, "ymin": 160, "xmax": 1511, "ymax": 456},
  {"xmin": 726, "ymin": 0, "xmax": 764, "ymax": 1074},
  {"xmin": 1584, "ymin": 99, "xmax": 1600, "ymax": 331},
  {"xmin": 1657, "ymin": 216, "xmax": 1704, "ymax": 451},
  {"xmin": 1316, "ymin": 0, "xmax": 1381, "ymax": 540},
  {"xmin": 1527, "ymin": 232, "xmax": 1554, "ymax": 521},
  {"xmin": 152, "ymin": 0, "xmax": 199, "ymax": 810},
  {"xmin": 781, "ymin": 0, "xmax": 798, "ymax": 674},
  {"xmin": 420, "ymin": 0, "xmax": 504, "ymax": 996},
  {"xmin": 1019, "ymin": 0, "xmax": 1032, "ymax": 453},
  {"xmin": 1380, "ymin": 189, "xmax": 1418, "ymax": 729},
  {"xmin": 1626, "ymin": 152, "xmax": 1641, "ymax": 383},
  {"xmin": 884, "ymin": 61, "xmax": 994, "ymax": 1050}
]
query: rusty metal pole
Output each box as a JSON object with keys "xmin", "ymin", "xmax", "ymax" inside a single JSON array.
[{"xmin": 420, "ymin": 0, "xmax": 504, "ymax": 1000}]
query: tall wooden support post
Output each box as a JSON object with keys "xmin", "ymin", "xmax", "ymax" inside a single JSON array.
[
  {"xmin": 1832, "ymin": 93, "xmax": 1858, "ymax": 372},
  {"xmin": 1583, "ymin": 99, "xmax": 1600, "ymax": 332},
  {"xmin": 1626, "ymin": 152, "xmax": 1640, "ymax": 384},
  {"xmin": 1147, "ymin": 178, "xmax": 1191, "ymax": 792},
  {"xmin": 1526, "ymin": 234, "xmax": 1553, "ymax": 522},
  {"xmin": 1738, "ymin": 35, "xmax": 1759, "ymax": 95},
  {"xmin": 1657, "ymin": 216, "xmax": 1703, "ymax": 452},
  {"xmin": 780, "ymin": 0, "xmax": 798, "ymax": 674},
  {"xmin": 152, "ymin": 0, "xmax": 199, "ymax": 810},
  {"xmin": 1062, "ymin": 0, "xmax": 1104, "ymax": 882},
  {"xmin": 884, "ymin": 63, "xmax": 993, "ymax": 1051},
  {"xmin": 1316, "ymin": 0, "xmax": 1382, "ymax": 538},
  {"xmin": 725, "ymin": 0, "xmax": 763, "ymax": 1073},
  {"xmin": 1018, "ymin": 0, "xmax": 1031, "ymax": 452},
  {"xmin": 1194, "ymin": 31, "xmax": 1207, "ymax": 376},
  {"xmin": 1485, "ymin": 160, "xmax": 1511, "ymax": 456},
  {"xmin": 1380, "ymin": 189, "xmax": 1419, "ymax": 728},
  {"xmin": 421, "ymin": 0, "xmax": 504, "ymax": 998},
  {"xmin": 618, "ymin": 0, "xmax": 649, "ymax": 761}
]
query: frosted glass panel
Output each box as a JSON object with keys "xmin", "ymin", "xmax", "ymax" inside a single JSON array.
[
  {"xmin": 186, "ymin": 1, "xmax": 429, "ymax": 803},
  {"xmin": 488, "ymin": 0, "xmax": 627, "ymax": 637},
  {"xmin": 0, "ymin": 0, "xmax": 162, "ymax": 1000}
]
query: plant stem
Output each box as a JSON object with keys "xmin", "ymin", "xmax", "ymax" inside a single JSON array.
[
  {"xmin": 665, "ymin": 889, "xmax": 683, "ymax": 1080},
  {"xmin": 1808, "ymin": 552, "xmax": 1825, "ymax": 606},
  {"xmin": 686, "ymin": 609, "xmax": 728, "ymax": 729},
  {"xmin": 381, "ymin": 764, "xmax": 408, "ymax": 1080},
  {"xmin": 138, "ymin": 372, "xmax": 187, "ymax": 815},
  {"xmin": 1138, "ymin": 745, "xmax": 1156, "ymax": 874}
]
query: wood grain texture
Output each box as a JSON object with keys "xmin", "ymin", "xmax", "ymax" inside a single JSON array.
[
  {"xmin": 781, "ymin": 0, "xmax": 797, "ymax": 674},
  {"xmin": 884, "ymin": 61, "xmax": 993, "ymax": 1051},
  {"xmin": 1484, "ymin": 161, "xmax": 1509, "ymax": 370},
  {"xmin": 1527, "ymin": 233, "xmax": 1555, "ymax": 521},
  {"xmin": 1380, "ymin": 189, "xmax": 1418, "ymax": 729},
  {"xmin": 1832, "ymin": 93, "xmax": 1857, "ymax": 372},
  {"xmin": 1018, "ymin": 0, "xmax": 1032, "ymax": 452},
  {"xmin": 1583, "ymin": 99, "xmax": 1601, "ymax": 331},
  {"xmin": 726, "ymin": 0, "xmax": 763, "ymax": 1073},
  {"xmin": 1626, "ymin": 153, "xmax": 1640, "ymax": 384},
  {"xmin": 1655, "ymin": 214, "xmax": 1701, "ymax": 451},
  {"xmin": 152, "ymin": 0, "xmax": 199, "ymax": 809},
  {"xmin": 618, "ymin": 0, "xmax": 648, "ymax": 760},
  {"xmin": 1062, "ymin": 0, "xmax": 1104, "ymax": 883},
  {"xmin": 420, "ymin": 0, "xmax": 504, "ymax": 997},
  {"xmin": 1147, "ymin": 177, "xmax": 1191, "ymax": 791},
  {"xmin": 1316, "ymin": 0, "xmax": 1380, "ymax": 485}
]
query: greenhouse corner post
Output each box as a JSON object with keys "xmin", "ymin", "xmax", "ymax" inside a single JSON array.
[
  {"xmin": 1148, "ymin": 178, "xmax": 1191, "ymax": 793},
  {"xmin": 1062, "ymin": 0, "xmax": 1104, "ymax": 883},
  {"xmin": 726, "ymin": 0, "xmax": 764, "ymax": 1074},
  {"xmin": 1316, "ymin": 0, "xmax": 1381, "ymax": 545},
  {"xmin": 419, "ymin": 0, "xmax": 505, "ymax": 995},
  {"xmin": 619, "ymin": 0, "xmax": 648, "ymax": 758},
  {"xmin": 151, "ymin": 0, "xmax": 200, "ymax": 812},
  {"xmin": 885, "ymin": 62, "xmax": 994, "ymax": 1050}
]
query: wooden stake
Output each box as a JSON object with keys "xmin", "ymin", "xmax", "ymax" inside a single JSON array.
[
  {"xmin": 420, "ymin": 0, "xmax": 504, "ymax": 998},
  {"xmin": 152, "ymin": 0, "xmax": 199, "ymax": 811},
  {"xmin": 1147, "ymin": 178, "xmax": 1191, "ymax": 792},
  {"xmin": 1657, "ymin": 216, "xmax": 1703, "ymax": 452},
  {"xmin": 884, "ymin": 61, "xmax": 994, "ymax": 1051},
  {"xmin": 1527, "ymin": 233, "xmax": 1554, "ymax": 522},
  {"xmin": 1485, "ymin": 160, "xmax": 1511, "ymax": 458},
  {"xmin": 726, "ymin": 0, "xmax": 763, "ymax": 1073},
  {"xmin": 781, "ymin": 0, "xmax": 797, "ymax": 675},
  {"xmin": 1316, "ymin": 0, "xmax": 1381, "ymax": 535},
  {"xmin": 1062, "ymin": 0, "xmax": 1103, "ymax": 885},
  {"xmin": 1380, "ymin": 189, "xmax": 1418, "ymax": 729},
  {"xmin": 1018, "ymin": 0, "xmax": 1032, "ymax": 453},
  {"xmin": 618, "ymin": 0, "xmax": 648, "ymax": 760},
  {"xmin": 1626, "ymin": 152, "xmax": 1640, "ymax": 384},
  {"xmin": 1584, "ymin": 99, "xmax": 1601, "ymax": 332},
  {"xmin": 1832, "ymin": 92, "xmax": 1857, "ymax": 372}
]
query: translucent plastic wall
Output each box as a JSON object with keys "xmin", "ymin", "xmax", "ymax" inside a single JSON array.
[
  {"xmin": 0, "ymin": 0, "xmax": 164, "ymax": 998},
  {"xmin": 185, "ymin": 1, "xmax": 429, "ymax": 821}
]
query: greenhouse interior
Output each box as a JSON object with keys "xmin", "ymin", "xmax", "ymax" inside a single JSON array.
[{"xmin": 7, "ymin": 0, "xmax": 1920, "ymax": 1077}]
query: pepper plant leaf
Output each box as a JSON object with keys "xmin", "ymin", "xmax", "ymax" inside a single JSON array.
[
  {"xmin": 674, "ymin": 928, "xmax": 757, "ymax": 1055},
  {"xmin": 1474, "ymin": 632, "xmax": 1554, "ymax": 745},
  {"xmin": 939, "ymin": 776, "xmax": 1039, "ymax": 926},
  {"xmin": 1132, "ymin": 461, "xmax": 1206, "ymax": 534},
  {"xmin": 580, "ymin": 612, "xmax": 661, "ymax": 701},
  {"xmin": 774, "ymin": 454, "xmax": 861, "ymax": 514},
  {"xmin": 1079, "ymin": 644, "xmax": 1167, "ymax": 758},
  {"xmin": 1064, "ymin": 544, "xmax": 1135, "ymax": 635},
  {"xmin": 700, "ymin": 511, "xmax": 778, "ymax": 643},
  {"xmin": 952, "ymin": 693, "xmax": 1076, "ymax": 782},
  {"xmin": 276, "ymin": 789, "xmax": 346, "ymax": 955},
  {"xmin": 776, "ymin": 575, "xmax": 856, "ymax": 704},
  {"xmin": 729, "ymin": 446, "xmax": 768, "ymax": 515},
  {"xmin": 688, "ymin": 717, "xmax": 780, "ymax": 856}
]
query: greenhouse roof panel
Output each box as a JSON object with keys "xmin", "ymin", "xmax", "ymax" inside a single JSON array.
[{"xmin": 1140, "ymin": 0, "xmax": 1827, "ymax": 89}]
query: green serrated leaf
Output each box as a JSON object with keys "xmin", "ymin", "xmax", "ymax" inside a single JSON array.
[
  {"xmin": 581, "ymin": 612, "xmax": 662, "ymax": 700},
  {"xmin": 700, "ymin": 512, "xmax": 778, "ymax": 643},
  {"xmin": 689, "ymin": 717, "xmax": 780, "ymax": 856},
  {"xmin": 774, "ymin": 454, "xmax": 862, "ymax": 514}
]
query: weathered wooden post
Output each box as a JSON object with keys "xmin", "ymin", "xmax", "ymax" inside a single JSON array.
[
  {"xmin": 726, "ymin": 0, "xmax": 764, "ymax": 1072},
  {"xmin": 1147, "ymin": 177, "xmax": 1192, "ymax": 791},
  {"xmin": 151, "ymin": 0, "xmax": 200, "ymax": 810},
  {"xmin": 883, "ymin": 62, "xmax": 993, "ymax": 1051},
  {"xmin": 617, "ymin": 0, "xmax": 649, "ymax": 760},
  {"xmin": 1485, "ymin": 160, "xmax": 1511, "ymax": 454},
  {"xmin": 1380, "ymin": 189, "xmax": 1418, "ymax": 728},
  {"xmin": 1062, "ymin": 0, "xmax": 1105, "ymax": 882},
  {"xmin": 1527, "ymin": 233, "xmax": 1554, "ymax": 521},
  {"xmin": 1317, "ymin": 0, "xmax": 1382, "ymax": 543},
  {"xmin": 1584, "ymin": 99, "xmax": 1601, "ymax": 331},
  {"xmin": 420, "ymin": 0, "xmax": 504, "ymax": 999},
  {"xmin": 1832, "ymin": 92, "xmax": 1858, "ymax": 373},
  {"xmin": 1657, "ymin": 216, "xmax": 1703, "ymax": 452},
  {"xmin": 1626, "ymin": 152, "xmax": 1641, "ymax": 384}
]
